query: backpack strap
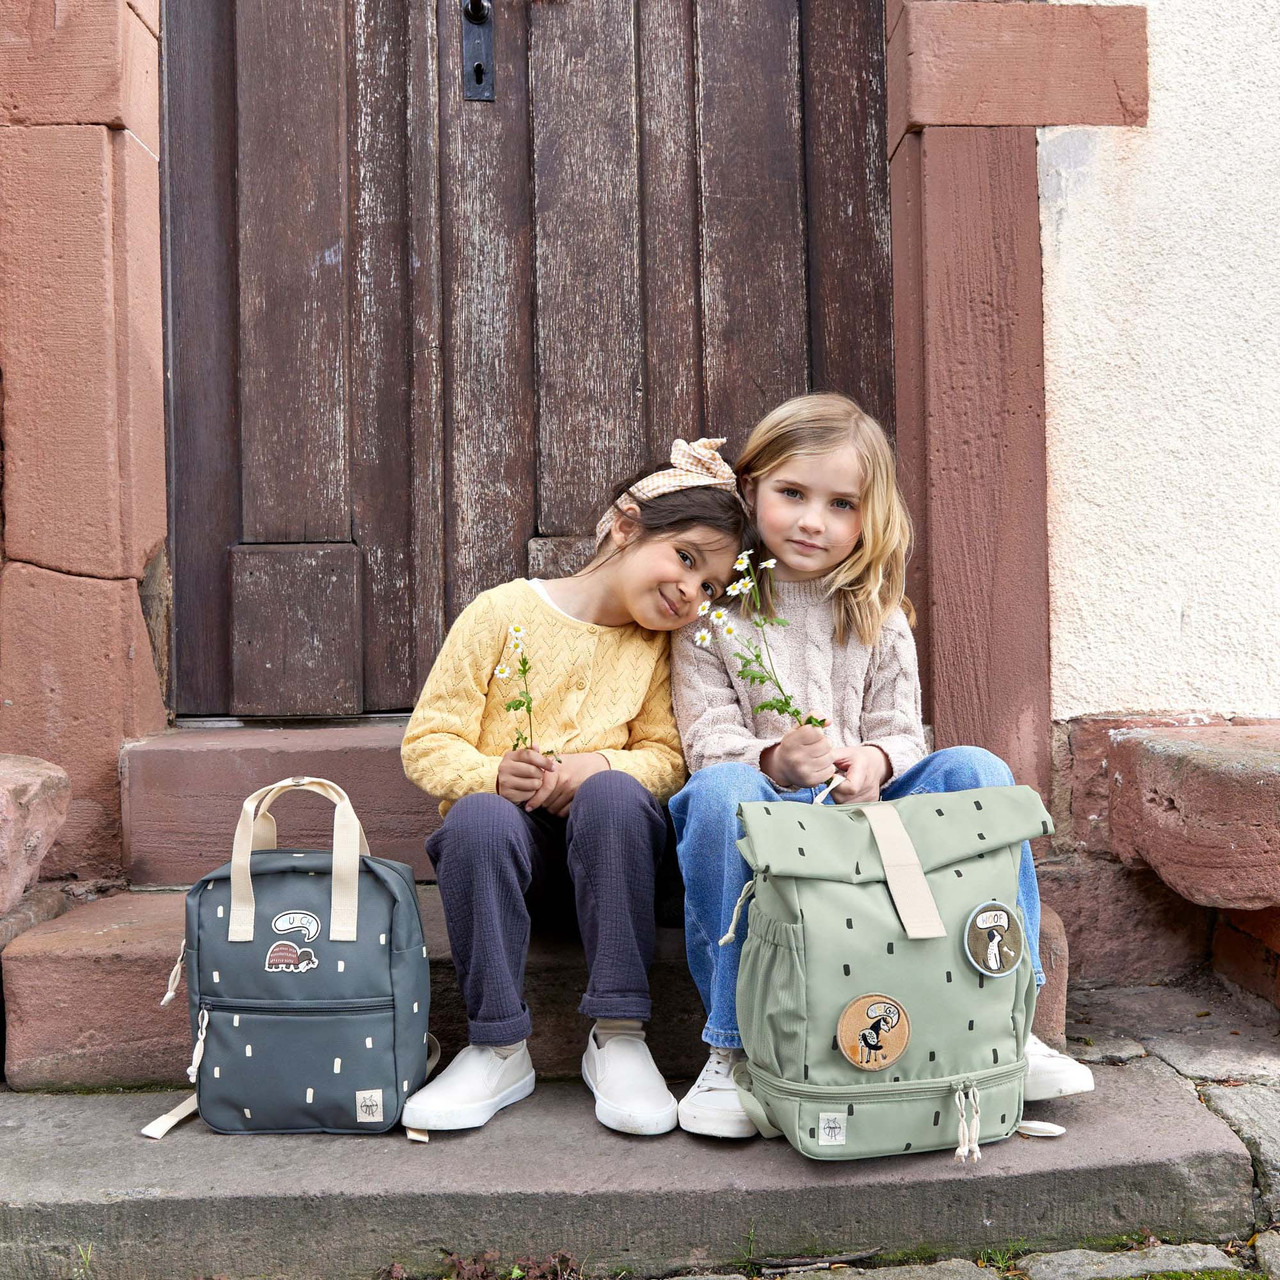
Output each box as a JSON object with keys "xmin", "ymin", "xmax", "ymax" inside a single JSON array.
[
  {"xmin": 228, "ymin": 777, "xmax": 367, "ymax": 944},
  {"xmin": 858, "ymin": 802, "xmax": 948, "ymax": 940},
  {"xmin": 140, "ymin": 1092, "xmax": 199, "ymax": 1140}
]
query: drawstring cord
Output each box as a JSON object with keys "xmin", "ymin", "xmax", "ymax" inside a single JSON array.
[
  {"xmin": 718, "ymin": 877, "xmax": 759, "ymax": 946},
  {"xmin": 159, "ymin": 939, "xmax": 185, "ymax": 1007},
  {"xmin": 186, "ymin": 1009, "xmax": 209, "ymax": 1084},
  {"xmin": 952, "ymin": 1084, "xmax": 982, "ymax": 1164}
]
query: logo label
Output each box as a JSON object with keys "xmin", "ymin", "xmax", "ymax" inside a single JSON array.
[
  {"xmin": 272, "ymin": 910, "xmax": 321, "ymax": 942},
  {"xmin": 963, "ymin": 901, "xmax": 1024, "ymax": 978},
  {"xmin": 818, "ymin": 1111, "xmax": 848, "ymax": 1145},
  {"xmin": 837, "ymin": 994, "xmax": 910, "ymax": 1071},
  {"xmin": 355, "ymin": 1089, "xmax": 384, "ymax": 1123},
  {"xmin": 264, "ymin": 941, "xmax": 319, "ymax": 973}
]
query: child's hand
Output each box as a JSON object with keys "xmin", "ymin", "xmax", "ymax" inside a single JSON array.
[
  {"xmin": 761, "ymin": 723, "xmax": 836, "ymax": 790},
  {"xmin": 829, "ymin": 745, "xmax": 891, "ymax": 804},
  {"xmin": 525, "ymin": 752, "xmax": 610, "ymax": 817},
  {"xmin": 496, "ymin": 748, "xmax": 557, "ymax": 806}
]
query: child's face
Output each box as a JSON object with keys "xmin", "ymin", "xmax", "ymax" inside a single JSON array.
[
  {"xmin": 742, "ymin": 446, "xmax": 864, "ymax": 581},
  {"xmin": 612, "ymin": 523, "xmax": 740, "ymax": 631}
]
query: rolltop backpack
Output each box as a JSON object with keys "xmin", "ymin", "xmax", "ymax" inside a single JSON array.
[
  {"xmin": 724, "ymin": 785, "xmax": 1052, "ymax": 1162},
  {"xmin": 144, "ymin": 776, "xmax": 438, "ymax": 1138}
]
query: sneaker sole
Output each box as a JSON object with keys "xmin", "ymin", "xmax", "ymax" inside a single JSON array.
[
  {"xmin": 677, "ymin": 1095, "xmax": 758, "ymax": 1139},
  {"xmin": 402, "ymin": 1070, "xmax": 536, "ymax": 1131},
  {"xmin": 1025, "ymin": 1074, "xmax": 1096, "ymax": 1103}
]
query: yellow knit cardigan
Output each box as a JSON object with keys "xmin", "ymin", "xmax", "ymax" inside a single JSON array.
[{"xmin": 401, "ymin": 579, "xmax": 687, "ymax": 815}]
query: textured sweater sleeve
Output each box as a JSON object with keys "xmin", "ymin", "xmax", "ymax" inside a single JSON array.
[
  {"xmin": 671, "ymin": 623, "xmax": 779, "ymax": 774},
  {"xmin": 596, "ymin": 642, "xmax": 688, "ymax": 803},
  {"xmin": 401, "ymin": 593, "xmax": 507, "ymax": 803},
  {"xmin": 859, "ymin": 607, "xmax": 928, "ymax": 780}
]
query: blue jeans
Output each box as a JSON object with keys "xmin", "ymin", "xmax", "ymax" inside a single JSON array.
[{"xmin": 670, "ymin": 746, "xmax": 1046, "ymax": 1050}]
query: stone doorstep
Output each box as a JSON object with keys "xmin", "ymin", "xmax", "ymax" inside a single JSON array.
[
  {"xmin": 120, "ymin": 722, "xmax": 440, "ymax": 885},
  {"xmin": 2, "ymin": 888, "xmax": 1070, "ymax": 1090},
  {"xmin": 1107, "ymin": 724, "xmax": 1280, "ymax": 911},
  {"xmin": 0, "ymin": 1059, "xmax": 1253, "ymax": 1280}
]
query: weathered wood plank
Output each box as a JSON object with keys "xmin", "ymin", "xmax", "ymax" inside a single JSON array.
[
  {"xmin": 638, "ymin": 0, "xmax": 704, "ymax": 455},
  {"xmin": 407, "ymin": 0, "xmax": 447, "ymax": 690},
  {"xmin": 887, "ymin": 2, "xmax": 1149, "ymax": 153},
  {"xmin": 695, "ymin": 0, "xmax": 809, "ymax": 449},
  {"xmin": 437, "ymin": 0, "xmax": 537, "ymax": 617},
  {"xmin": 349, "ymin": 0, "xmax": 415, "ymax": 709},
  {"xmin": 915, "ymin": 127, "xmax": 1050, "ymax": 796},
  {"xmin": 530, "ymin": 0, "xmax": 645, "ymax": 533},
  {"xmin": 527, "ymin": 536, "xmax": 595, "ymax": 580},
  {"xmin": 236, "ymin": 0, "xmax": 350, "ymax": 543},
  {"xmin": 802, "ymin": 0, "xmax": 895, "ymax": 430},
  {"xmin": 162, "ymin": 0, "xmax": 240, "ymax": 714},
  {"xmin": 229, "ymin": 543, "xmax": 363, "ymax": 716}
]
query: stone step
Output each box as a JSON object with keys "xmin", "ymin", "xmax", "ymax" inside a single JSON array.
[
  {"xmin": 0, "ymin": 1058, "xmax": 1252, "ymax": 1280},
  {"xmin": 120, "ymin": 722, "xmax": 439, "ymax": 886},
  {"xmin": 1108, "ymin": 723, "xmax": 1280, "ymax": 910},
  {"xmin": 2, "ymin": 888, "xmax": 1070, "ymax": 1089}
]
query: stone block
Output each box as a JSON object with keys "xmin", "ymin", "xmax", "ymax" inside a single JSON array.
[
  {"xmin": 0, "ymin": 124, "xmax": 165, "ymax": 580},
  {"xmin": 1032, "ymin": 904, "xmax": 1068, "ymax": 1049},
  {"xmin": 0, "ymin": 884, "xmax": 69, "ymax": 1083},
  {"xmin": 121, "ymin": 724, "xmax": 441, "ymax": 885},
  {"xmin": 1256, "ymin": 1231, "xmax": 1280, "ymax": 1280},
  {"xmin": 0, "ymin": 757, "xmax": 70, "ymax": 914},
  {"xmin": 1020, "ymin": 1244, "xmax": 1239, "ymax": 1280},
  {"xmin": 1110, "ymin": 724, "xmax": 1280, "ymax": 909},
  {"xmin": 0, "ymin": 0, "xmax": 159, "ymax": 154},
  {"xmin": 1038, "ymin": 854, "xmax": 1212, "ymax": 984},
  {"xmin": 1212, "ymin": 921, "xmax": 1279, "ymax": 1007},
  {"xmin": 1063, "ymin": 714, "xmax": 1229, "ymax": 854},
  {"xmin": 1226, "ymin": 906, "xmax": 1280, "ymax": 956},
  {"xmin": 0, "ymin": 563, "xmax": 166, "ymax": 881},
  {"xmin": 1203, "ymin": 1083, "xmax": 1280, "ymax": 1226}
]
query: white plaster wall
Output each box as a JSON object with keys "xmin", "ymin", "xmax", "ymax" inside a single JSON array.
[{"xmin": 1039, "ymin": 0, "xmax": 1280, "ymax": 720}]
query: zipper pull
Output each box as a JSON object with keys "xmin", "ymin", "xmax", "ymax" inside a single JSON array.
[
  {"xmin": 159, "ymin": 938, "xmax": 185, "ymax": 1007},
  {"xmin": 186, "ymin": 1008, "xmax": 209, "ymax": 1084},
  {"xmin": 718, "ymin": 876, "xmax": 758, "ymax": 946}
]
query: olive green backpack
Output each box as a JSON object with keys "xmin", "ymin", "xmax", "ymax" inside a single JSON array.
[{"xmin": 724, "ymin": 785, "xmax": 1051, "ymax": 1162}]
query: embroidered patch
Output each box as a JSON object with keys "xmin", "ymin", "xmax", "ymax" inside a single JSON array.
[
  {"xmin": 355, "ymin": 1088, "xmax": 384, "ymax": 1123},
  {"xmin": 818, "ymin": 1111, "xmax": 848, "ymax": 1145},
  {"xmin": 963, "ymin": 901, "xmax": 1024, "ymax": 979},
  {"xmin": 264, "ymin": 941, "xmax": 319, "ymax": 973},
  {"xmin": 837, "ymin": 994, "xmax": 910, "ymax": 1071}
]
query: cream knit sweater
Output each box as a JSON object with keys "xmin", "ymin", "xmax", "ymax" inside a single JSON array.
[{"xmin": 671, "ymin": 577, "xmax": 927, "ymax": 783}]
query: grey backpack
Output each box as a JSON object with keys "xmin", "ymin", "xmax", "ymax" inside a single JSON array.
[
  {"xmin": 725, "ymin": 786, "xmax": 1051, "ymax": 1162},
  {"xmin": 144, "ymin": 777, "xmax": 437, "ymax": 1138}
]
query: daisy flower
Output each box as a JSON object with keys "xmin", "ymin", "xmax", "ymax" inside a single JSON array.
[
  {"xmin": 734, "ymin": 550, "xmax": 753, "ymax": 572},
  {"xmin": 509, "ymin": 637, "xmax": 523, "ymax": 653},
  {"xmin": 710, "ymin": 607, "xmax": 728, "ymax": 625},
  {"xmin": 731, "ymin": 576, "xmax": 752, "ymax": 596},
  {"xmin": 697, "ymin": 600, "xmax": 711, "ymax": 617},
  {"xmin": 725, "ymin": 581, "xmax": 743, "ymax": 598},
  {"xmin": 509, "ymin": 623, "xmax": 525, "ymax": 639},
  {"xmin": 760, "ymin": 558, "xmax": 777, "ymax": 569},
  {"xmin": 494, "ymin": 663, "xmax": 511, "ymax": 680},
  {"xmin": 694, "ymin": 628, "xmax": 713, "ymax": 649},
  {"xmin": 721, "ymin": 621, "xmax": 738, "ymax": 640}
]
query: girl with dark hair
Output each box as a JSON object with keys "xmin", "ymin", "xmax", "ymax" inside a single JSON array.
[{"xmin": 400, "ymin": 439, "xmax": 746, "ymax": 1139}]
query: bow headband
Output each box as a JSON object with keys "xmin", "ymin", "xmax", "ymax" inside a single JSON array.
[{"xmin": 594, "ymin": 437, "xmax": 739, "ymax": 545}]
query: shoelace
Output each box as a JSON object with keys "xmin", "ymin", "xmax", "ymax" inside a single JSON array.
[{"xmin": 698, "ymin": 1051, "xmax": 740, "ymax": 1090}]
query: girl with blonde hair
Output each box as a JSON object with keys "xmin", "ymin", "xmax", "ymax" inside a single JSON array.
[{"xmin": 669, "ymin": 393, "xmax": 1093, "ymax": 1139}]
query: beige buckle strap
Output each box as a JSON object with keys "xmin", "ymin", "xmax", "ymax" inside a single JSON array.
[
  {"xmin": 228, "ymin": 776, "xmax": 367, "ymax": 944},
  {"xmin": 857, "ymin": 802, "xmax": 947, "ymax": 940},
  {"xmin": 141, "ymin": 1092, "xmax": 200, "ymax": 1140}
]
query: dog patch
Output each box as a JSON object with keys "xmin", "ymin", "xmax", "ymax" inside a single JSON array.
[
  {"xmin": 837, "ymin": 994, "xmax": 910, "ymax": 1071},
  {"xmin": 963, "ymin": 902, "xmax": 1024, "ymax": 979}
]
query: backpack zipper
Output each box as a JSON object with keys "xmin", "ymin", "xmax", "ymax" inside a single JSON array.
[
  {"xmin": 745, "ymin": 1057, "xmax": 1025, "ymax": 1103},
  {"xmin": 200, "ymin": 997, "xmax": 396, "ymax": 1016}
]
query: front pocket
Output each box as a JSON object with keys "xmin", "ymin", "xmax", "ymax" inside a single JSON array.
[
  {"xmin": 747, "ymin": 1060, "xmax": 1026, "ymax": 1162},
  {"xmin": 736, "ymin": 908, "xmax": 806, "ymax": 1080},
  {"xmin": 197, "ymin": 998, "xmax": 400, "ymax": 1134}
]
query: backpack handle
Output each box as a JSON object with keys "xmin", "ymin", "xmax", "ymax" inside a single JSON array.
[
  {"xmin": 856, "ymin": 802, "xmax": 948, "ymax": 940},
  {"xmin": 227, "ymin": 776, "xmax": 367, "ymax": 944}
]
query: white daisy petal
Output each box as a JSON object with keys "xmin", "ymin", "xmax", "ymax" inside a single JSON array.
[{"xmin": 732, "ymin": 577, "xmax": 752, "ymax": 595}]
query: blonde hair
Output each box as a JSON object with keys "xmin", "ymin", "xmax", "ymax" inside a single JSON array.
[{"xmin": 736, "ymin": 392, "xmax": 915, "ymax": 647}]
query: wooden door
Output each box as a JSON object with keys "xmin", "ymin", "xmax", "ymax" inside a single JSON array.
[{"xmin": 163, "ymin": 0, "xmax": 893, "ymax": 717}]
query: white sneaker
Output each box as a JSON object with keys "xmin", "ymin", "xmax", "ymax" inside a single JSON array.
[
  {"xmin": 402, "ymin": 1043, "xmax": 535, "ymax": 1131},
  {"xmin": 581, "ymin": 1026, "xmax": 678, "ymax": 1135},
  {"xmin": 1025, "ymin": 1032, "xmax": 1096, "ymax": 1102},
  {"xmin": 678, "ymin": 1047, "xmax": 757, "ymax": 1138}
]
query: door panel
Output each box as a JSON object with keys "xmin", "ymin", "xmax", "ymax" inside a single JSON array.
[{"xmin": 165, "ymin": 0, "xmax": 893, "ymax": 717}]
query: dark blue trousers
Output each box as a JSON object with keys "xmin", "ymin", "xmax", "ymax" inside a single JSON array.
[{"xmin": 426, "ymin": 769, "xmax": 668, "ymax": 1045}]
